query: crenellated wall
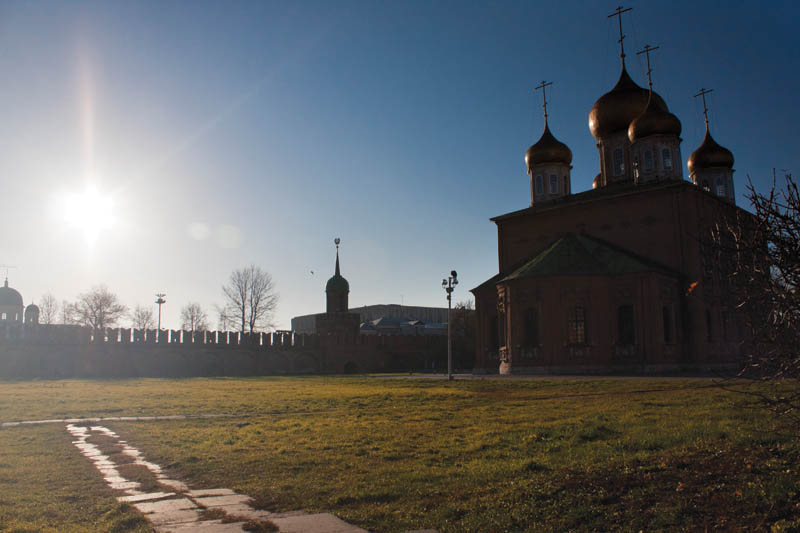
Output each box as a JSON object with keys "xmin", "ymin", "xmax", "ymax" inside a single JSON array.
[{"xmin": 0, "ymin": 323, "xmax": 447, "ymax": 379}]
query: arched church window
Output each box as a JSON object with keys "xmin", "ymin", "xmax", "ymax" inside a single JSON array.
[
  {"xmin": 535, "ymin": 175, "xmax": 543, "ymax": 195},
  {"xmin": 567, "ymin": 306, "xmax": 586, "ymax": 344},
  {"xmin": 613, "ymin": 149, "xmax": 624, "ymax": 176},
  {"xmin": 662, "ymin": 148, "xmax": 672, "ymax": 170},
  {"xmin": 1, "ymin": 313, "xmax": 6, "ymax": 320},
  {"xmin": 617, "ymin": 305, "xmax": 635, "ymax": 345},
  {"xmin": 550, "ymin": 175, "xmax": 558, "ymax": 194},
  {"xmin": 524, "ymin": 308, "xmax": 540, "ymax": 347},
  {"xmin": 716, "ymin": 176, "xmax": 726, "ymax": 197},
  {"xmin": 644, "ymin": 150, "xmax": 654, "ymax": 172}
]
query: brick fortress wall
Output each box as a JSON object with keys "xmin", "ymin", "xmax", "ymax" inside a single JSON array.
[{"xmin": 0, "ymin": 324, "xmax": 447, "ymax": 379}]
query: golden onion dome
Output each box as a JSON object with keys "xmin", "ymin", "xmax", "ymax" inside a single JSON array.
[
  {"xmin": 687, "ymin": 127, "xmax": 734, "ymax": 173},
  {"xmin": 628, "ymin": 94, "xmax": 682, "ymax": 142},
  {"xmin": 525, "ymin": 121, "xmax": 572, "ymax": 170},
  {"xmin": 589, "ymin": 65, "xmax": 668, "ymax": 140},
  {"xmin": 592, "ymin": 174, "xmax": 601, "ymax": 189}
]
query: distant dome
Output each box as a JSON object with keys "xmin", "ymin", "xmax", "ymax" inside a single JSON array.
[
  {"xmin": 628, "ymin": 95, "xmax": 682, "ymax": 142},
  {"xmin": 326, "ymin": 274, "xmax": 350, "ymax": 293},
  {"xmin": 592, "ymin": 174, "xmax": 601, "ymax": 189},
  {"xmin": 0, "ymin": 280, "xmax": 22, "ymax": 307},
  {"xmin": 688, "ymin": 127, "xmax": 734, "ymax": 173},
  {"xmin": 326, "ymin": 249, "xmax": 349, "ymax": 293},
  {"xmin": 589, "ymin": 66, "xmax": 668, "ymax": 140},
  {"xmin": 25, "ymin": 304, "xmax": 39, "ymax": 324},
  {"xmin": 525, "ymin": 122, "xmax": 572, "ymax": 170}
]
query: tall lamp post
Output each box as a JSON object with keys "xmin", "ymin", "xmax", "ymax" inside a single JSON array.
[
  {"xmin": 155, "ymin": 293, "xmax": 166, "ymax": 340},
  {"xmin": 442, "ymin": 270, "xmax": 458, "ymax": 381}
]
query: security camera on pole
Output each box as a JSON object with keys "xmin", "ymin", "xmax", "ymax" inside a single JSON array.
[{"xmin": 441, "ymin": 270, "xmax": 458, "ymax": 381}]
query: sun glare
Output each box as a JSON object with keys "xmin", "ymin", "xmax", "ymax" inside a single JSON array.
[{"xmin": 63, "ymin": 186, "xmax": 115, "ymax": 246}]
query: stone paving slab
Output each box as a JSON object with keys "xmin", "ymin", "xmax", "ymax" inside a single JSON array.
[
  {"xmin": 271, "ymin": 513, "xmax": 369, "ymax": 533},
  {"xmin": 205, "ymin": 503, "xmax": 273, "ymax": 520},
  {"xmin": 186, "ymin": 488, "xmax": 237, "ymax": 497},
  {"xmin": 193, "ymin": 494, "xmax": 252, "ymax": 508},
  {"xmin": 118, "ymin": 491, "xmax": 176, "ymax": 503},
  {"xmin": 158, "ymin": 478, "xmax": 190, "ymax": 491},
  {"xmin": 134, "ymin": 497, "xmax": 197, "ymax": 514},
  {"xmin": 146, "ymin": 508, "xmax": 203, "ymax": 527},
  {"xmin": 157, "ymin": 520, "xmax": 248, "ymax": 532}
]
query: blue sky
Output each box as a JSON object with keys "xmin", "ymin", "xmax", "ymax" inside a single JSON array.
[{"xmin": 1, "ymin": 0, "xmax": 798, "ymax": 330}]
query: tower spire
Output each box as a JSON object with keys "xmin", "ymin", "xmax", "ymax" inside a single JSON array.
[
  {"xmin": 534, "ymin": 80, "xmax": 553, "ymax": 124},
  {"xmin": 694, "ymin": 87, "xmax": 714, "ymax": 129},
  {"xmin": 334, "ymin": 237, "xmax": 341, "ymax": 276},
  {"xmin": 608, "ymin": 6, "xmax": 633, "ymax": 67},
  {"xmin": 636, "ymin": 44, "xmax": 660, "ymax": 91}
]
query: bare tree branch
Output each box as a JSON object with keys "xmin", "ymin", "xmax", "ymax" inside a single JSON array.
[
  {"xmin": 72, "ymin": 285, "xmax": 128, "ymax": 330},
  {"xmin": 131, "ymin": 305, "xmax": 155, "ymax": 330},
  {"xmin": 222, "ymin": 265, "xmax": 278, "ymax": 333},
  {"xmin": 180, "ymin": 302, "xmax": 209, "ymax": 332},
  {"xmin": 39, "ymin": 293, "xmax": 58, "ymax": 325}
]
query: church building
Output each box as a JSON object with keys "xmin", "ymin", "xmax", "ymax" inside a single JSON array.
[{"xmin": 471, "ymin": 12, "xmax": 745, "ymax": 374}]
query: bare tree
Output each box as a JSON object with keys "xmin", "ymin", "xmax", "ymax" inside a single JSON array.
[
  {"xmin": 222, "ymin": 265, "xmax": 278, "ymax": 333},
  {"xmin": 180, "ymin": 302, "xmax": 209, "ymax": 332},
  {"xmin": 131, "ymin": 305, "xmax": 155, "ymax": 329},
  {"xmin": 72, "ymin": 285, "xmax": 128, "ymax": 330},
  {"xmin": 39, "ymin": 293, "xmax": 59, "ymax": 325},
  {"xmin": 720, "ymin": 172, "xmax": 800, "ymax": 435},
  {"xmin": 215, "ymin": 304, "xmax": 233, "ymax": 331},
  {"xmin": 60, "ymin": 300, "xmax": 79, "ymax": 325}
]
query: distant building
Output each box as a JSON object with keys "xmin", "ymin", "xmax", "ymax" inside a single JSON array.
[{"xmin": 292, "ymin": 304, "xmax": 450, "ymax": 335}]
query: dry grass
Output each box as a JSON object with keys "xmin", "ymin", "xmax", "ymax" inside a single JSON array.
[{"xmin": 1, "ymin": 376, "xmax": 798, "ymax": 531}]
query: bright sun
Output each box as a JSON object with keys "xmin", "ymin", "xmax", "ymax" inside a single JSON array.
[{"xmin": 63, "ymin": 186, "xmax": 115, "ymax": 246}]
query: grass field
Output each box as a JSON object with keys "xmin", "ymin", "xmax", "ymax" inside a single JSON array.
[{"xmin": 1, "ymin": 376, "xmax": 799, "ymax": 532}]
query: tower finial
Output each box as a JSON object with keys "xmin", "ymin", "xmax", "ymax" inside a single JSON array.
[
  {"xmin": 534, "ymin": 80, "xmax": 553, "ymax": 124},
  {"xmin": 694, "ymin": 87, "xmax": 714, "ymax": 129},
  {"xmin": 608, "ymin": 6, "xmax": 633, "ymax": 67},
  {"xmin": 334, "ymin": 237, "xmax": 341, "ymax": 276},
  {"xmin": 636, "ymin": 44, "xmax": 660, "ymax": 91}
]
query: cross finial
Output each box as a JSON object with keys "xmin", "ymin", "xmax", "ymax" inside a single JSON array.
[
  {"xmin": 0, "ymin": 265, "xmax": 16, "ymax": 286},
  {"xmin": 694, "ymin": 88, "xmax": 714, "ymax": 127},
  {"xmin": 534, "ymin": 80, "xmax": 553, "ymax": 123},
  {"xmin": 636, "ymin": 44, "xmax": 660, "ymax": 90},
  {"xmin": 608, "ymin": 6, "xmax": 633, "ymax": 66}
]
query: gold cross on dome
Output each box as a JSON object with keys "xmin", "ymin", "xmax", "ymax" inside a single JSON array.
[
  {"xmin": 694, "ymin": 87, "xmax": 714, "ymax": 126},
  {"xmin": 636, "ymin": 44, "xmax": 660, "ymax": 90},
  {"xmin": 534, "ymin": 80, "xmax": 553, "ymax": 122},
  {"xmin": 608, "ymin": 6, "xmax": 633, "ymax": 65}
]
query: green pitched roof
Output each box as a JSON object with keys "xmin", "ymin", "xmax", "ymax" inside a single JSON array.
[{"xmin": 501, "ymin": 233, "xmax": 677, "ymax": 282}]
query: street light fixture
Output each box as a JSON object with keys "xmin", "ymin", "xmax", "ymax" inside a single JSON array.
[
  {"xmin": 442, "ymin": 270, "xmax": 458, "ymax": 381},
  {"xmin": 155, "ymin": 293, "xmax": 166, "ymax": 341}
]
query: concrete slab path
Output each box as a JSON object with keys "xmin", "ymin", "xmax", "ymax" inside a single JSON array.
[{"xmin": 66, "ymin": 424, "xmax": 373, "ymax": 532}]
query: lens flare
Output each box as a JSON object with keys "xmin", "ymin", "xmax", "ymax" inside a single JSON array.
[{"xmin": 63, "ymin": 186, "xmax": 115, "ymax": 246}]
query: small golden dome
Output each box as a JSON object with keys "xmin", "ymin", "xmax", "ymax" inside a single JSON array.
[
  {"xmin": 628, "ymin": 94, "xmax": 682, "ymax": 142},
  {"xmin": 687, "ymin": 127, "xmax": 734, "ymax": 173},
  {"xmin": 525, "ymin": 121, "xmax": 572, "ymax": 170},
  {"xmin": 589, "ymin": 65, "xmax": 668, "ymax": 140},
  {"xmin": 592, "ymin": 174, "xmax": 601, "ymax": 189}
]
